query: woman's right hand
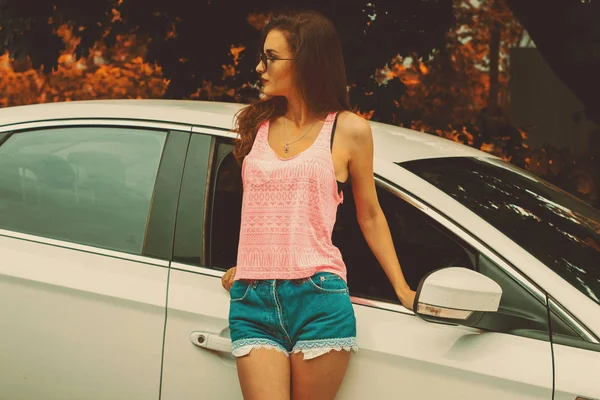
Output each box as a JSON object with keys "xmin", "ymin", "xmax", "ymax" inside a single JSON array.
[{"xmin": 221, "ymin": 266, "xmax": 236, "ymax": 291}]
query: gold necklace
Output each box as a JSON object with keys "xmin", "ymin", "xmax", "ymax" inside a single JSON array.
[{"xmin": 283, "ymin": 117, "xmax": 318, "ymax": 154}]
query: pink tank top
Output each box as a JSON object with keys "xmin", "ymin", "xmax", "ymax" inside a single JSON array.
[{"xmin": 234, "ymin": 112, "xmax": 347, "ymax": 281}]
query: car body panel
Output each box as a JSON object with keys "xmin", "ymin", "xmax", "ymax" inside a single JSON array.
[
  {"xmin": 374, "ymin": 160, "xmax": 600, "ymax": 339},
  {"xmin": 161, "ymin": 265, "xmax": 553, "ymax": 400},
  {"xmin": 0, "ymin": 100, "xmax": 498, "ymax": 164},
  {"xmin": 0, "ymin": 100, "xmax": 597, "ymax": 399},
  {"xmin": 160, "ymin": 266, "xmax": 242, "ymax": 399},
  {"xmin": 553, "ymin": 343, "xmax": 600, "ymax": 400},
  {"xmin": 340, "ymin": 303, "xmax": 552, "ymax": 399},
  {"xmin": 0, "ymin": 231, "xmax": 167, "ymax": 399}
]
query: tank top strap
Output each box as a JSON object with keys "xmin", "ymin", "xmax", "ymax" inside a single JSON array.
[
  {"xmin": 256, "ymin": 120, "xmax": 269, "ymax": 143},
  {"xmin": 250, "ymin": 119, "xmax": 271, "ymax": 154},
  {"xmin": 316, "ymin": 112, "xmax": 338, "ymax": 148}
]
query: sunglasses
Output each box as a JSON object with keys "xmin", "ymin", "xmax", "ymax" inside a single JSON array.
[{"xmin": 256, "ymin": 52, "xmax": 294, "ymax": 68}]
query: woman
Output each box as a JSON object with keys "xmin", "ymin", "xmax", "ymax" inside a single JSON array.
[{"xmin": 221, "ymin": 9, "xmax": 416, "ymax": 400}]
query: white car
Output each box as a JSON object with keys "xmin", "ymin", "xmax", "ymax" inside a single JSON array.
[{"xmin": 0, "ymin": 100, "xmax": 598, "ymax": 400}]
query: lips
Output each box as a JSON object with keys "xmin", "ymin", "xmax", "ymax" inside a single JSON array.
[{"xmin": 261, "ymin": 78, "xmax": 268, "ymax": 84}]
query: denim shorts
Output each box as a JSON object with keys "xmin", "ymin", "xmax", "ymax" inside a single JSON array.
[{"xmin": 228, "ymin": 271, "xmax": 358, "ymax": 360}]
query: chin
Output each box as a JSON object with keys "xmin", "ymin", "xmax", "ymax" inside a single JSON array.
[
  {"xmin": 262, "ymin": 88, "xmax": 277, "ymax": 97},
  {"xmin": 261, "ymin": 87, "xmax": 286, "ymax": 98}
]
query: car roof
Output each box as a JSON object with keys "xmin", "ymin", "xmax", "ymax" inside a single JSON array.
[{"xmin": 0, "ymin": 99, "xmax": 496, "ymax": 164}]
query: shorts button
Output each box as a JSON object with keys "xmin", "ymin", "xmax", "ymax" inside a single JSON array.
[{"xmin": 320, "ymin": 276, "xmax": 325, "ymax": 281}]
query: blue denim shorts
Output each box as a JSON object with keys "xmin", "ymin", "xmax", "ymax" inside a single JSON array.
[{"xmin": 228, "ymin": 271, "xmax": 358, "ymax": 360}]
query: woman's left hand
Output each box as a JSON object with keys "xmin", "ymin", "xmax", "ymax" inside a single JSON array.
[
  {"xmin": 221, "ymin": 266, "xmax": 237, "ymax": 291},
  {"xmin": 398, "ymin": 289, "xmax": 416, "ymax": 311}
]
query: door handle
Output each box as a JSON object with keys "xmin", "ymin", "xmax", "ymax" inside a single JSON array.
[{"xmin": 190, "ymin": 331, "xmax": 232, "ymax": 353}]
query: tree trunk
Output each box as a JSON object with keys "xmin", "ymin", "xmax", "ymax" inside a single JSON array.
[{"xmin": 486, "ymin": 1, "xmax": 501, "ymax": 124}]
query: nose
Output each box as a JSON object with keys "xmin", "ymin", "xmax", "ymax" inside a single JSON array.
[{"xmin": 256, "ymin": 60, "xmax": 265, "ymax": 75}]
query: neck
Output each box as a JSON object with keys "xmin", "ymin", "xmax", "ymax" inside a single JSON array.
[{"xmin": 284, "ymin": 94, "xmax": 315, "ymax": 128}]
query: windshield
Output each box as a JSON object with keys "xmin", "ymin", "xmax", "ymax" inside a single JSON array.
[{"xmin": 400, "ymin": 157, "xmax": 600, "ymax": 305}]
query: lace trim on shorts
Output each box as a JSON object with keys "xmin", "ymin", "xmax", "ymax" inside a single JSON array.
[
  {"xmin": 231, "ymin": 338, "xmax": 290, "ymax": 358},
  {"xmin": 292, "ymin": 337, "xmax": 359, "ymax": 360}
]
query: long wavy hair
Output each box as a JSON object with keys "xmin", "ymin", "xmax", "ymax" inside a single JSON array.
[{"xmin": 233, "ymin": 9, "xmax": 351, "ymax": 165}]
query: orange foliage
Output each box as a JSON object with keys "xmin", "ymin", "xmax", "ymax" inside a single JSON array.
[
  {"xmin": 374, "ymin": 0, "xmax": 527, "ymax": 161},
  {"xmin": 247, "ymin": 13, "xmax": 269, "ymax": 31},
  {"xmin": 0, "ymin": 23, "xmax": 169, "ymax": 107},
  {"xmin": 221, "ymin": 44, "xmax": 246, "ymax": 80},
  {"xmin": 111, "ymin": 8, "xmax": 122, "ymax": 23},
  {"xmin": 190, "ymin": 80, "xmax": 238, "ymax": 101},
  {"xmin": 0, "ymin": 53, "xmax": 45, "ymax": 107},
  {"xmin": 230, "ymin": 45, "xmax": 245, "ymax": 65}
]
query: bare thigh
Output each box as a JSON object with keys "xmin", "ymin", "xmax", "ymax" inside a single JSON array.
[
  {"xmin": 236, "ymin": 348, "xmax": 291, "ymax": 400},
  {"xmin": 291, "ymin": 350, "xmax": 351, "ymax": 400}
]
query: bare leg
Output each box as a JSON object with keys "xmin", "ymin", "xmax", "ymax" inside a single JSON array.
[
  {"xmin": 290, "ymin": 349, "xmax": 351, "ymax": 400},
  {"xmin": 236, "ymin": 348, "xmax": 291, "ymax": 400}
]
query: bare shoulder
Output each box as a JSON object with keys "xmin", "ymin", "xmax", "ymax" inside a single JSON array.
[{"xmin": 336, "ymin": 111, "xmax": 372, "ymax": 145}]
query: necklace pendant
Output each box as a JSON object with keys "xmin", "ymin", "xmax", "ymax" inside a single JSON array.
[{"xmin": 284, "ymin": 141, "xmax": 289, "ymax": 154}]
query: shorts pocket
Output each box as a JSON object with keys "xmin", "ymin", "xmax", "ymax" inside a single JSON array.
[
  {"xmin": 229, "ymin": 280, "xmax": 252, "ymax": 302},
  {"xmin": 308, "ymin": 272, "xmax": 348, "ymax": 294}
]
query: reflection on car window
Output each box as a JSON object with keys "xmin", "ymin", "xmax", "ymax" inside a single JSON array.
[
  {"xmin": 333, "ymin": 184, "xmax": 476, "ymax": 303},
  {"xmin": 0, "ymin": 126, "xmax": 166, "ymax": 254},
  {"xmin": 401, "ymin": 156, "xmax": 600, "ymax": 305}
]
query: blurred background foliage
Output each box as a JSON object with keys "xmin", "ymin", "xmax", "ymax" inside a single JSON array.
[{"xmin": 1, "ymin": 0, "xmax": 599, "ymax": 207}]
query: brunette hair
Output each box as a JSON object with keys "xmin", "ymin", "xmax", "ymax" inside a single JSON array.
[{"xmin": 233, "ymin": 8, "xmax": 350, "ymax": 165}]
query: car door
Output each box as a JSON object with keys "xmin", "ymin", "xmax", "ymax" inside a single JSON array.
[
  {"xmin": 394, "ymin": 154, "xmax": 600, "ymax": 400},
  {"xmin": 0, "ymin": 122, "xmax": 190, "ymax": 400},
  {"xmin": 331, "ymin": 180, "xmax": 555, "ymax": 399},
  {"xmin": 550, "ymin": 299, "xmax": 600, "ymax": 400},
  {"xmin": 161, "ymin": 135, "xmax": 554, "ymax": 399},
  {"xmin": 160, "ymin": 131, "xmax": 242, "ymax": 399}
]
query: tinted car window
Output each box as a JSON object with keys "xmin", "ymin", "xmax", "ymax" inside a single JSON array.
[
  {"xmin": 333, "ymin": 184, "xmax": 476, "ymax": 303},
  {"xmin": 401, "ymin": 156, "xmax": 600, "ymax": 305},
  {"xmin": 172, "ymin": 133, "xmax": 212, "ymax": 266},
  {"xmin": 208, "ymin": 141, "xmax": 242, "ymax": 270},
  {"xmin": 0, "ymin": 126, "xmax": 166, "ymax": 254}
]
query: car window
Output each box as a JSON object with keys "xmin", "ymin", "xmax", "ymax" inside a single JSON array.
[
  {"xmin": 0, "ymin": 132, "xmax": 10, "ymax": 145},
  {"xmin": 172, "ymin": 133, "xmax": 213, "ymax": 266},
  {"xmin": 207, "ymin": 140, "xmax": 242, "ymax": 270},
  {"xmin": 340, "ymin": 183, "xmax": 559, "ymax": 340},
  {"xmin": 476, "ymin": 253, "xmax": 553, "ymax": 340},
  {"xmin": 0, "ymin": 126, "xmax": 166, "ymax": 254},
  {"xmin": 401, "ymin": 156, "xmax": 600, "ymax": 305},
  {"xmin": 333, "ymin": 184, "xmax": 477, "ymax": 303}
]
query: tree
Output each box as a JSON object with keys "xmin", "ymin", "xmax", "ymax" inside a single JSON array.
[
  {"xmin": 0, "ymin": 0, "xmax": 118, "ymax": 69},
  {"xmin": 0, "ymin": 23, "xmax": 168, "ymax": 105},
  {"xmin": 0, "ymin": 0, "xmax": 455, "ymax": 108},
  {"xmin": 505, "ymin": 0, "xmax": 600, "ymax": 123},
  {"xmin": 388, "ymin": 0, "xmax": 523, "ymax": 150}
]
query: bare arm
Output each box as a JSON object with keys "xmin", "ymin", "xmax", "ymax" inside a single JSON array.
[{"xmin": 342, "ymin": 113, "xmax": 416, "ymax": 309}]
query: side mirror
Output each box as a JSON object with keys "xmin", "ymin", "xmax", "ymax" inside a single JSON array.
[{"xmin": 414, "ymin": 267, "xmax": 502, "ymax": 326}]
